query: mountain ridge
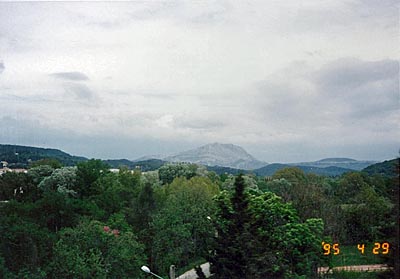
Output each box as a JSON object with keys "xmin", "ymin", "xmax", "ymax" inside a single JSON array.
[
  {"xmin": 0, "ymin": 143, "xmax": 383, "ymax": 176},
  {"xmin": 163, "ymin": 143, "xmax": 267, "ymax": 170}
]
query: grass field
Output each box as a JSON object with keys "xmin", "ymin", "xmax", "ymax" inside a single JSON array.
[
  {"xmin": 320, "ymin": 244, "xmax": 392, "ymax": 279},
  {"xmin": 330, "ymin": 244, "xmax": 385, "ymax": 267}
]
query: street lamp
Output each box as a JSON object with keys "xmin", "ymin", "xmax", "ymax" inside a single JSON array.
[{"xmin": 141, "ymin": 266, "xmax": 164, "ymax": 279}]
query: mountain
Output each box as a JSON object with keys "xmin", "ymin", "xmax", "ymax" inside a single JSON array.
[
  {"xmin": 290, "ymin": 157, "xmax": 376, "ymax": 171},
  {"xmin": 163, "ymin": 143, "xmax": 267, "ymax": 170},
  {"xmin": 254, "ymin": 164, "xmax": 353, "ymax": 177},
  {"xmin": 362, "ymin": 158, "xmax": 398, "ymax": 177},
  {"xmin": 0, "ymin": 144, "xmax": 87, "ymax": 167}
]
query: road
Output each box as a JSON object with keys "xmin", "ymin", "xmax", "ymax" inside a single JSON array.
[{"xmin": 176, "ymin": 263, "xmax": 210, "ymax": 279}]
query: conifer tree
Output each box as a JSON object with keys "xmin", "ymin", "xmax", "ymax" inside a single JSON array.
[
  {"xmin": 209, "ymin": 174, "xmax": 324, "ymax": 279},
  {"xmin": 209, "ymin": 174, "xmax": 250, "ymax": 279}
]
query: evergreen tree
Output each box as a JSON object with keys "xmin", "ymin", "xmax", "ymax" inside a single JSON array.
[
  {"xmin": 209, "ymin": 174, "xmax": 324, "ymax": 279},
  {"xmin": 209, "ymin": 174, "xmax": 250, "ymax": 279}
]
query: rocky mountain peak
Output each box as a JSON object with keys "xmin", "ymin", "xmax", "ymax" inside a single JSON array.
[{"xmin": 164, "ymin": 143, "xmax": 267, "ymax": 170}]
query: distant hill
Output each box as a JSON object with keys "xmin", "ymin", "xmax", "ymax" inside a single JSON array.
[
  {"xmin": 164, "ymin": 143, "xmax": 267, "ymax": 170},
  {"xmin": 362, "ymin": 158, "xmax": 398, "ymax": 177},
  {"xmin": 0, "ymin": 144, "xmax": 87, "ymax": 168},
  {"xmin": 254, "ymin": 163, "xmax": 353, "ymax": 177},
  {"xmin": 290, "ymin": 157, "xmax": 376, "ymax": 171},
  {"xmin": 1, "ymin": 143, "xmax": 386, "ymax": 178}
]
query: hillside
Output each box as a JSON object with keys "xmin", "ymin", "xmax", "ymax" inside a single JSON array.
[
  {"xmin": 164, "ymin": 143, "xmax": 267, "ymax": 170},
  {"xmin": 0, "ymin": 144, "xmax": 87, "ymax": 167},
  {"xmin": 362, "ymin": 158, "xmax": 398, "ymax": 177},
  {"xmin": 254, "ymin": 163, "xmax": 353, "ymax": 177}
]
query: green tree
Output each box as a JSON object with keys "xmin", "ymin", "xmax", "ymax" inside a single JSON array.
[
  {"xmin": 0, "ymin": 211, "xmax": 54, "ymax": 277},
  {"xmin": 49, "ymin": 219, "xmax": 145, "ymax": 279},
  {"xmin": 158, "ymin": 163, "xmax": 198, "ymax": 185},
  {"xmin": 29, "ymin": 158, "xmax": 62, "ymax": 169},
  {"xmin": 209, "ymin": 175, "xmax": 324, "ymax": 279},
  {"xmin": 269, "ymin": 168, "xmax": 328, "ymax": 222},
  {"xmin": 151, "ymin": 176, "xmax": 219, "ymax": 274},
  {"xmin": 75, "ymin": 159, "xmax": 110, "ymax": 198},
  {"xmin": 340, "ymin": 185, "xmax": 393, "ymax": 243},
  {"xmin": 38, "ymin": 167, "xmax": 77, "ymax": 197},
  {"xmin": 0, "ymin": 172, "xmax": 38, "ymax": 202},
  {"xmin": 209, "ymin": 174, "xmax": 250, "ymax": 279},
  {"xmin": 92, "ymin": 170, "xmax": 139, "ymax": 218},
  {"xmin": 28, "ymin": 165, "xmax": 54, "ymax": 186}
]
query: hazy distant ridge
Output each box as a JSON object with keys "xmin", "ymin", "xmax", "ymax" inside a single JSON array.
[{"xmin": 290, "ymin": 157, "xmax": 377, "ymax": 171}]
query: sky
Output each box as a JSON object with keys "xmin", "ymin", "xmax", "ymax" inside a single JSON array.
[{"xmin": 0, "ymin": 0, "xmax": 399, "ymax": 163}]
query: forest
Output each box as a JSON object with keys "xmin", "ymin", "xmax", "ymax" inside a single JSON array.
[{"xmin": 0, "ymin": 158, "xmax": 398, "ymax": 279}]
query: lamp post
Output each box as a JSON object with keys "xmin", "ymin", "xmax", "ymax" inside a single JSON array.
[{"xmin": 141, "ymin": 266, "xmax": 164, "ymax": 279}]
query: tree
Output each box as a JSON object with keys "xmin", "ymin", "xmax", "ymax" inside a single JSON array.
[
  {"xmin": 269, "ymin": 168, "xmax": 328, "ymax": 222},
  {"xmin": 38, "ymin": 167, "xmax": 77, "ymax": 197},
  {"xmin": 209, "ymin": 174, "xmax": 249, "ymax": 279},
  {"xmin": 0, "ymin": 210, "xmax": 54, "ymax": 277},
  {"xmin": 158, "ymin": 163, "xmax": 198, "ymax": 185},
  {"xmin": 75, "ymin": 159, "xmax": 110, "ymax": 198},
  {"xmin": 209, "ymin": 175, "xmax": 324, "ymax": 279},
  {"xmin": 0, "ymin": 172, "xmax": 38, "ymax": 202},
  {"xmin": 29, "ymin": 158, "xmax": 62, "ymax": 169},
  {"xmin": 49, "ymin": 219, "xmax": 145, "ymax": 279},
  {"xmin": 151, "ymin": 176, "xmax": 219, "ymax": 274}
]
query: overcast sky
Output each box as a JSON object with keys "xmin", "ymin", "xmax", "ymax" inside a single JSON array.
[{"xmin": 0, "ymin": 1, "xmax": 399, "ymax": 163}]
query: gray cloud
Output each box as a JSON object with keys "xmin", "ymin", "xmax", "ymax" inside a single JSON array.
[
  {"xmin": 0, "ymin": 61, "xmax": 4, "ymax": 74},
  {"xmin": 0, "ymin": 116, "xmax": 196, "ymax": 160},
  {"xmin": 63, "ymin": 83, "xmax": 95, "ymax": 101},
  {"xmin": 175, "ymin": 117, "xmax": 225, "ymax": 130},
  {"xmin": 0, "ymin": 2, "xmax": 398, "ymax": 162},
  {"xmin": 313, "ymin": 58, "xmax": 399, "ymax": 117},
  {"xmin": 248, "ymin": 57, "xmax": 399, "ymax": 148},
  {"xmin": 315, "ymin": 58, "xmax": 399, "ymax": 91},
  {"xmin": 286, "ymin": 0, "xmax": 398, "ymax": 34},
  {"xmin": 50, "ymin": 71, "xmax": 89, "ymax": 81}
]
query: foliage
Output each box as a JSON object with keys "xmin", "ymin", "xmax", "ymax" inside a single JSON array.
[
  {"xmin": 49, "ymin": 219, "xmax": 145, "ymax": 279},
  {"xmin": 209, "ymin": 174, "xmax": 324, "ymax": 279},
  {"xmin": 0, "ymin": 157, "xmax": 397, "ymax": 278},
  {"xmin": 0, "ymin": 212, "xmax": 54, "ymax": 276},
  {"xmin": 29, "ymin": 158, "xmax": 62, "ymax": 169},
  {"xmin": 0, "ymin": 171, "xmax": 38, "ymax": 202},
  {"xmin": 75, "ymin": 159, "xmax": 110, "ymax": 198},
  {"xmin": 362, "ymin": 158, "xmax": 398, "ymax": 177},
  {"xmin": 38, "ymin": 167, "xmax": 77, "ymax": 197},
  {"xmin": 0, "ymin": 144, "xmax": 86, "ymax": 168},
  {"xmin": 221, "ymin": 173, "xmax": 260, "ymax": 192},
  {"xmin": 28, "ymin": 165, "xmax": 55, "ymax": 185},
  {"xmin": 151, "ymin": 176, "xmax": 219, "ymax": 273},
  {"xmin": 158, "ymin": 163, "xmax": 198, "ymax": 185}
]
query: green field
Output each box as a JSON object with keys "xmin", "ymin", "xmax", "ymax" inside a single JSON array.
[
  {"xmin": 320, "ymin": 244, "xmax": 392, "ymax": 279},
  {"xmin": 330, "ymin": 244, "xmax": 386, "ymax": 267}
]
